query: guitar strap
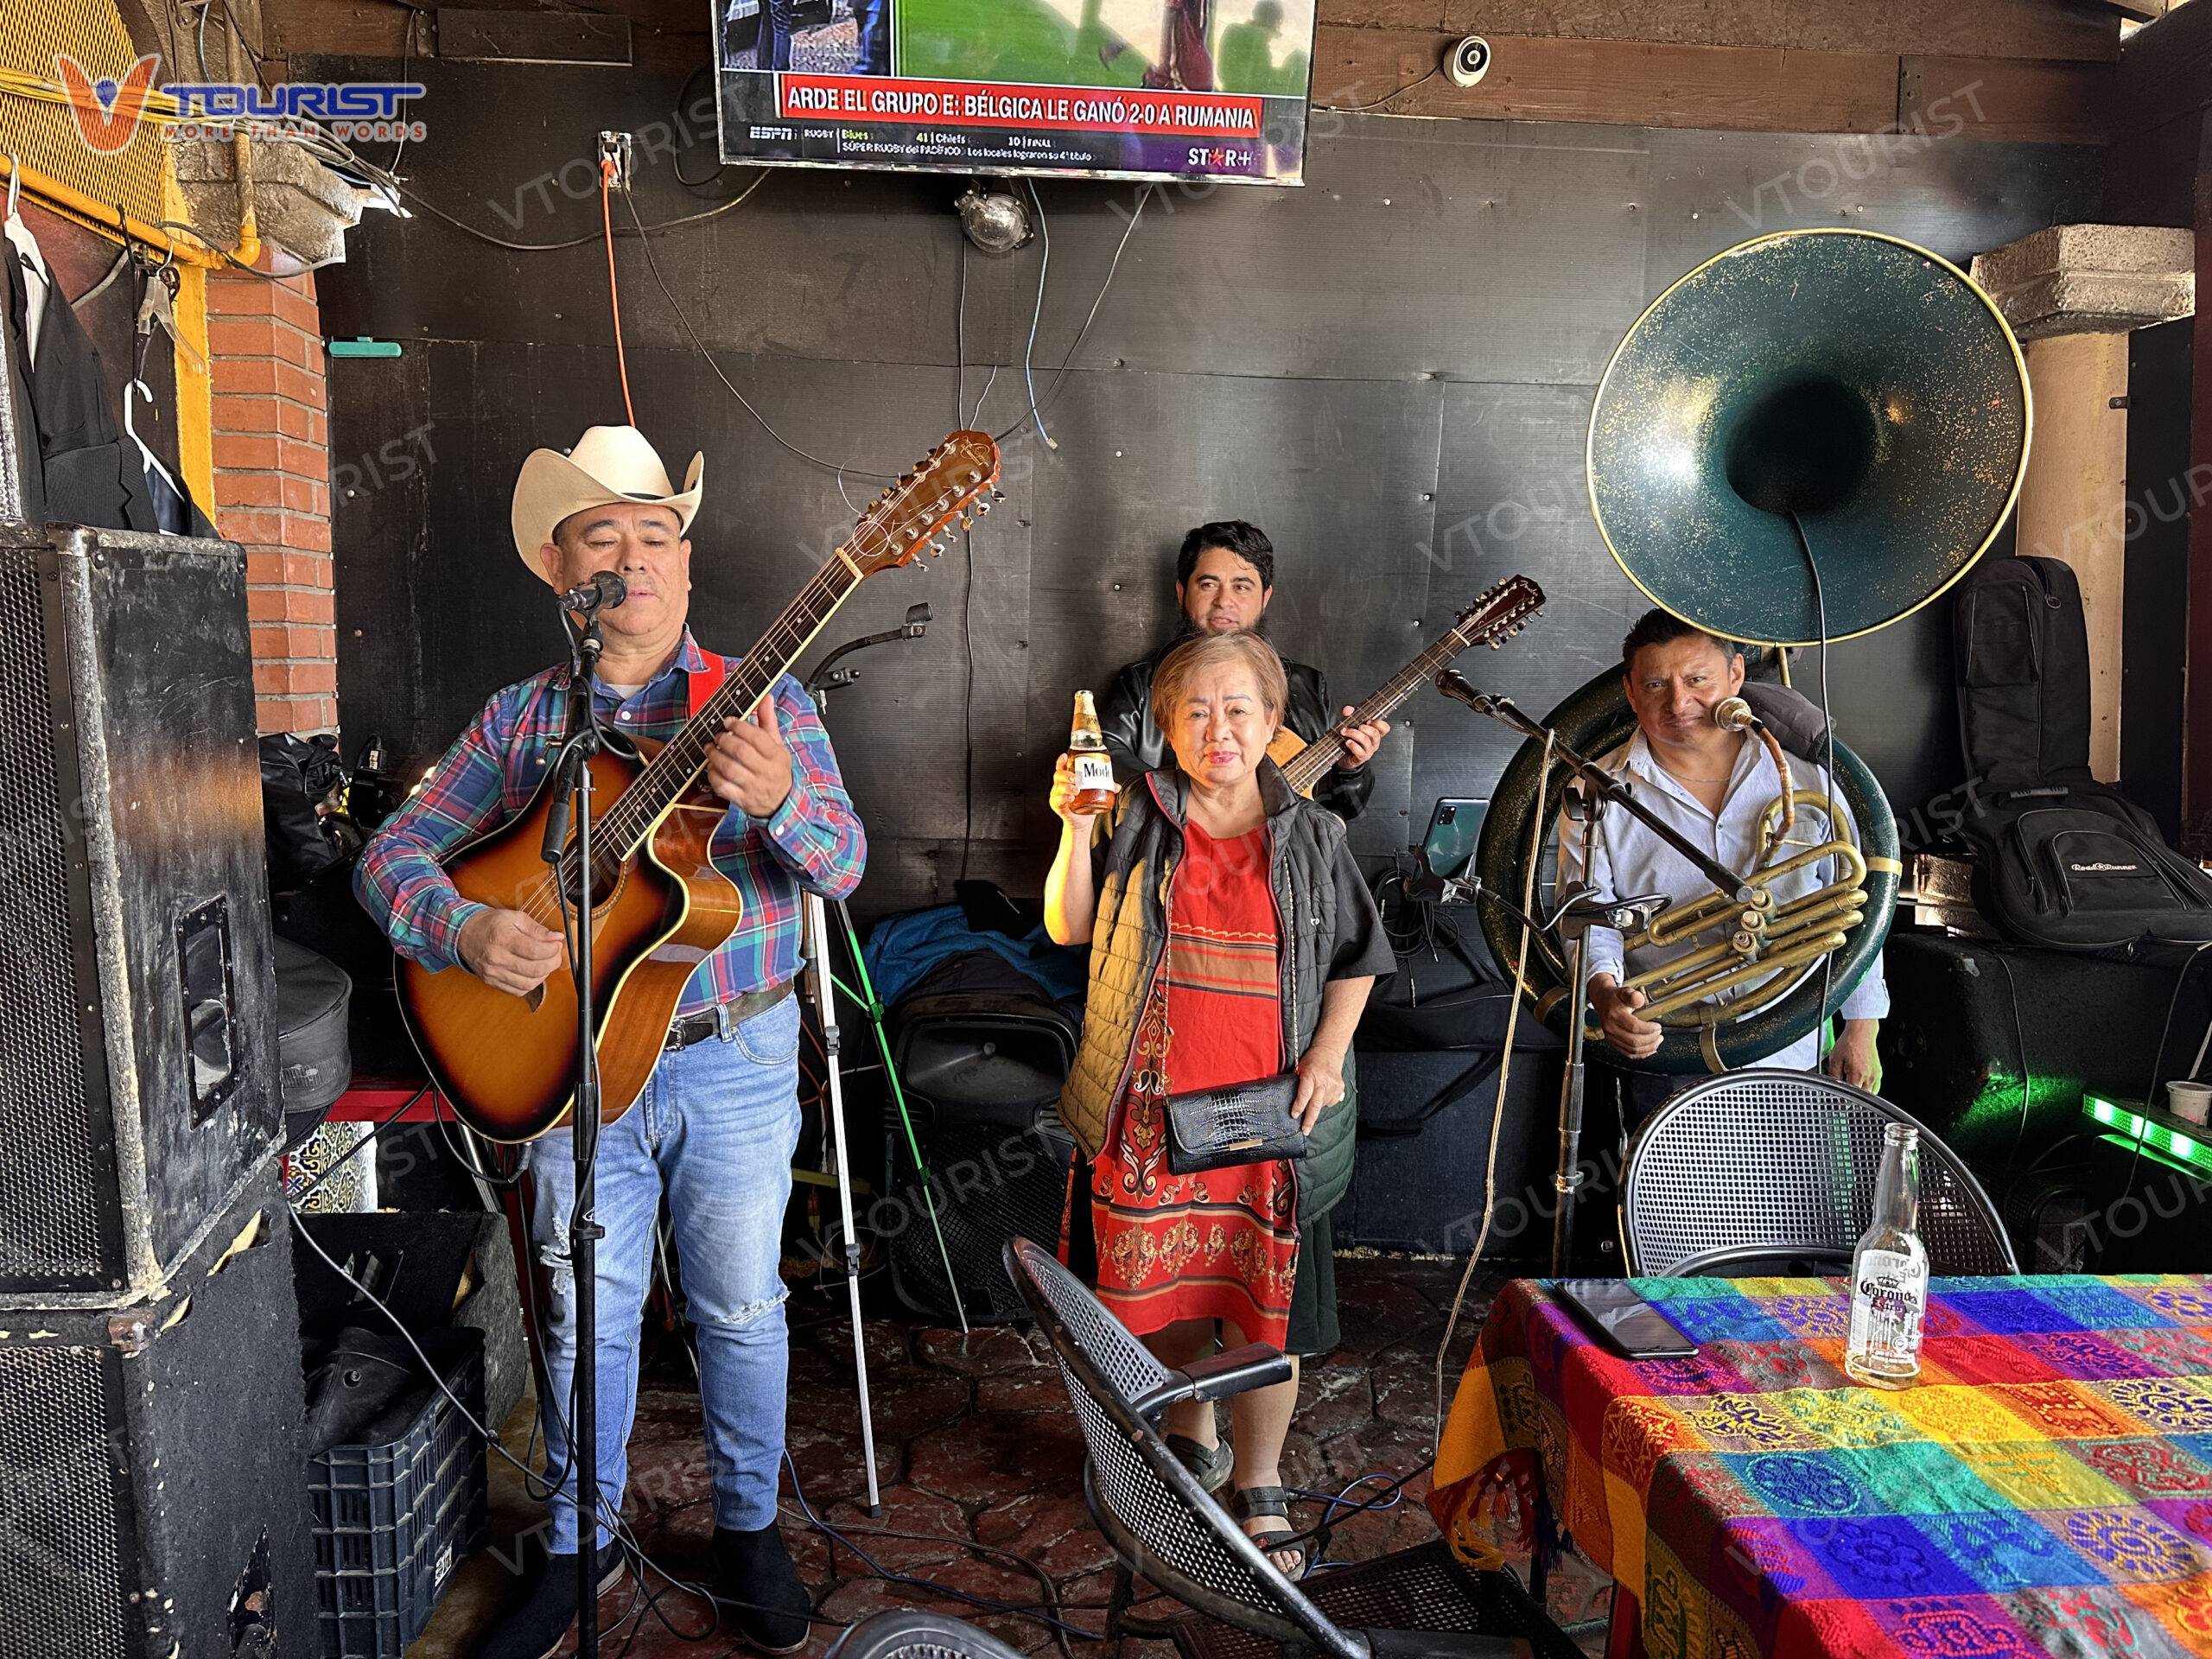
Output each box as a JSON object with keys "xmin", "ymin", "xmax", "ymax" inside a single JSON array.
[{"xmin": 687, "ymin": 651, "xmax": 729, "ymax": 718}]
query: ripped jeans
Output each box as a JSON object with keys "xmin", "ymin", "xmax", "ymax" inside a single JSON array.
[{"xmin": 525, "ymin": 992, "xmax": 802, "ymax": 1553}]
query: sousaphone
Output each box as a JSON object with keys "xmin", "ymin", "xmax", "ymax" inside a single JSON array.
[{"xmin": 1474, "ymin": 229, "xmax": 2031, "ymax": 1071}]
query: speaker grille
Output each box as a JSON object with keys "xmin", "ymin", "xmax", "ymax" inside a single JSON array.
[
  {"xmin": 890, "ymin": 1122, "xmax": 1070, "ymax": 1325},
  {"xmin": 0, "ymin": 1347, "xmax": 130, "ymax": 1656},
  {"xmin": 0, "ymin": 555, "xmax": 105, "ymax": 1283}
]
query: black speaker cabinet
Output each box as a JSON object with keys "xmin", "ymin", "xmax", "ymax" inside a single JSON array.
[
  {"xmin": 884, "ymin": 994, "xmax": 1078, "ymax": 1324},
  {"xmin": 0, "ymin": 524, "xmax": 278, "ymax": 1301},
  {"xmin": 0, "ymin": 1156, "xmax": 315, "ymax": 1658},
  {"xmin": 1338, "ymin": 1045, "xmax": 1564, "ymax": 1258}
]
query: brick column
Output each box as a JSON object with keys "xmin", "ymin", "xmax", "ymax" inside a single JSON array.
[{"xmin": 206, "ymin": 267, "xmax": 336, "ymax": 735}]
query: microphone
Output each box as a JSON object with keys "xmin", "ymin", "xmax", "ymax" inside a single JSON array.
[
  {"xmin": 556, "ymin": 570, "xmax": 627, "ymax": 614},
  {"xmin": 1435, "ymin": 667, "xmax": 1489, "ymax": 713},
  {"xmin": 1713, "ymin": 696, "xmax": 1762, "ymax": 733}
]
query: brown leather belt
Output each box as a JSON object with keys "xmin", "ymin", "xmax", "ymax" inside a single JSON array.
[{"xmin": 664, "ymin": 978, "xmax": 796, "ymax": 1051}]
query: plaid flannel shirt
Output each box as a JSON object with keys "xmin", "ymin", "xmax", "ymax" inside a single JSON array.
[{"xmin": 355, "ymin": 630, "xmax": 865, "ymax": 1017}]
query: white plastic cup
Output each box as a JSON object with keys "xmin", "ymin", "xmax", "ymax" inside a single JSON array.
[{"xmin": 2166, "ymin": 1081, "xmax": 2212, "ymax": 1125}]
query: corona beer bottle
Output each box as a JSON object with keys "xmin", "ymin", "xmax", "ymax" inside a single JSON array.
[{"xmin": 1845, "ymin": 1122, "xmax": 1928, "ymax": 1389}]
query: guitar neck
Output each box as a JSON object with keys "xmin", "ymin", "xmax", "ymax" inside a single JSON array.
[
  {"xmin": 1280, "ymin": 625, "xmax": 1478, "ymax": 792},
  {"xmin": 596, "ymin": 554, "xmax": 862, "ymax": 855}
]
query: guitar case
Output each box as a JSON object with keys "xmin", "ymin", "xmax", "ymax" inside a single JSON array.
[{"xmin": 1953, "ymin": 555, "xmax": 2212, "ymax": 952}]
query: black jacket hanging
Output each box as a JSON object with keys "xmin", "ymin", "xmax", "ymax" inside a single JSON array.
[
  {"xmin": 6, "ymin": 232, "xmax": 157, "ymax": 533},
  {"xmin": 0, "ymin": 243, "xmax": 45, "ymax": 522}
]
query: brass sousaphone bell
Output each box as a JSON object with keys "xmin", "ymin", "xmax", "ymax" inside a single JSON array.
[{"xmin": 1475, "ymin": 230, "xmax": 2032, "ymax": 1071}]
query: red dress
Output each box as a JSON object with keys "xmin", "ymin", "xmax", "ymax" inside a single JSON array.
[{"xmin": 1090, "ymin": 820, "xmax": 1300, "ymax": 1345}]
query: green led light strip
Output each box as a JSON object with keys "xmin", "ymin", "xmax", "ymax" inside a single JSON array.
[{"xmin": 2083, "ymin": 1096, "xmax": 2212, "ymax": 1176}]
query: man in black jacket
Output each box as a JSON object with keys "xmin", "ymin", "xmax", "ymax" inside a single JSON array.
[{"xmin": 1097, "ymin": 520, "xmax": 1387, "ymax": 821}]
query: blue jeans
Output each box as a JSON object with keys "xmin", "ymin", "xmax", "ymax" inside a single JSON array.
[{"xmin": 526, "ymin": 994, "xmax": 802, "ymax": 1552}]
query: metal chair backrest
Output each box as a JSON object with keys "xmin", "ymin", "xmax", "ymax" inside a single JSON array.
[
  {"xmin": 1001, "ymin": 1237, "xmax": 1363, "ymax": 1659},
  {"xmin": 824, "ymin": 1608, "xmax": 1032, "ymax": 1659},
  {"xmin": 1622, "ymin": 1070, "xmax": 2019, "ymax": 1276}
]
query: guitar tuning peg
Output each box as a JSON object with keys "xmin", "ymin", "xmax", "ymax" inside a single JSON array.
[
  {"xmin": 991, "ymin": 489, "xmax": 1006, "ymax": 500},
  {"xmin": 976, "ymin": 499, "xmax": 994, "ymax": 514}
]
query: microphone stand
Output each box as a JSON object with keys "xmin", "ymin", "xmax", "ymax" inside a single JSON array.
[
  {"xmin": 544, "ymin": 606, "xmax": 609, "ymax": 1657},
  {"xmin": 1431, "ymin": 674, "xmax": 1738, "ymax": 1274}
]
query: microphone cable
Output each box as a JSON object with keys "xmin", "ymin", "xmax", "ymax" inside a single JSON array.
[
  {"xmin": 1789, "ymin": 512, "xmax": 1844, "ymax": 1075},
  {"xmin": 1432, "ymin": 725, "xmax": 1553, "ymax": 1451}
]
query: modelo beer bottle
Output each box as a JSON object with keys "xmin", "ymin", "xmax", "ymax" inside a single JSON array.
[
  {"xmin": 1069, "ymin": 690, "xmax": 1117, "ymax": 813},
  {"xmin": 1845, "ymin": 1122, "xmax": 1929, "ymax": 1389}
]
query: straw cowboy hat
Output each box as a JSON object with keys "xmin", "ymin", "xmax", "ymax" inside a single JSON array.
[{"xmin": 510, "ymin": 425, "xmax": 704, "ymax": 580}]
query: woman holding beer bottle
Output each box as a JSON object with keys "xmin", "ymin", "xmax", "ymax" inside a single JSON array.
[{"xmin": 1044, "ymin": 632, "xmax": 1392, "ymax": 1580}]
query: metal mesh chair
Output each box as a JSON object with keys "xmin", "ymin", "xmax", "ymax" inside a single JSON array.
[
  {"xmin": 825, "ymin": 1608, "xmax": 1030, "ymax": 1659},
  {"xmin": 1003, "ymin": 1237, "xmax": 1582, "ymax": 1659},
  {"xmin": 1621, "ymin": 1069, "xmax": 2018, "ymax": 1276}
]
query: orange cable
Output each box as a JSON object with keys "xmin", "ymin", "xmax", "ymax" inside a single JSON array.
[{"xmin": 601, "ymin": 156, "xmax": 634, "ymax": 425}]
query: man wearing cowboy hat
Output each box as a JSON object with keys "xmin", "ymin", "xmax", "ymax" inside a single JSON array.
[{"xmin": 357, "ymin": 425, "xmax": 864, "ymax": 1658}]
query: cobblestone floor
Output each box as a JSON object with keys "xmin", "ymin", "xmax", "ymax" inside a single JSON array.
[{"xmin": 413, "ymin": 1255, "xmax": 1612, "ymax": 1659}]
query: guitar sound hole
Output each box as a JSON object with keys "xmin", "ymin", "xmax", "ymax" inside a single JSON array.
[{"xmin": 559, "ymin": 853, "xmax": 625, "ymax": 912}]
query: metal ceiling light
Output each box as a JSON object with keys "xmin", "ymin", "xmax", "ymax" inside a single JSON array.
[{"xmin": 956, "ymin": 181, "xmax": 1033, "ymax": 253}]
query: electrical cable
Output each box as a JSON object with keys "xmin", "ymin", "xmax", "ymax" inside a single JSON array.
[
  {"xmin": 1017, "ymin": 179, "xmax": 1056, "ymax": 451},
  {"xmin": 1788, "ymin": 514, "xmax": 1847, "ymax": 1078},
  {"xmin": 1328, "ymin": 69, "xmax": 1440, "ymax": 112},
  {"xmin": 289, "ymin": 1211, "xmax": 845, "ymax": 1642},
  {"xmin": 1288, "ymin": 1462, "xmax": 1433, "ymax": 1535},
  {"xmin": 601, "ymin": 156, "xmax": 636, "ymax": 424},
  {"xmin": 280, "ymin": 1084, "xmax": 430, "ymax": 1200},
  {"xmin": 1991, "ymin": 950, "xmax": 2035, "ymax": 1201},
  {"xmin": 958, "ymin": 524, "xmax": 976, "ymax": 880},
  {"xmin": 620, "ymin": 189, "xmax": 899, "ymax": 480},
  {"xmin": 391, "ymin": 173, "xmax": 771, "ymax": 255},
  {"xmin": 1433, "ymin": 727, "xmax": 1551, "ymax": 1446},
  {"xmin": 955, "ymin": 231, "xmax": 969, "ymax": 426},
  {"xmin": 994, "ymin": 182, "xmax": 1153, "ymax": 447},
  {"xmin": 670, "ymin": 66, "xmax": 728, "ymax": 188},
  {"xmin": 779, "ymin": 1456, "xmax": 1094, "ymax": 1650},
  {"xmin": 2122, "ymin": 940, "xmax": 2212, "ymax": 1211},
  {"xmin": 388, "ymin": 3, "xmax": 416, "ymax": 177}
]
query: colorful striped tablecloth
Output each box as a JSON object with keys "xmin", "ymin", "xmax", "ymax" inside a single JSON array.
[{"xmin": 1427, "ymin": 1275, "xmax": 2212, "ymax": 1659}]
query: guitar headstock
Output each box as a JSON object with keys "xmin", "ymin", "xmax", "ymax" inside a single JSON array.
[
  {"xmin": 1452, "ymin": 574, "xmax": 1546, "ymax": 650},
  {"xmin": 847, "ymin": 430, "xmax": 1002, "ymax": 576}
]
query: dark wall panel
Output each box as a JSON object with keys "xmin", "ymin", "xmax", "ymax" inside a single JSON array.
[
  {"xmin": 2125, "ymin": 317, "xmax": 2193, "ymax": 843},
  {"xmin": 315, "ymin": 54, "xmax": 2101, "ymax": 918}
]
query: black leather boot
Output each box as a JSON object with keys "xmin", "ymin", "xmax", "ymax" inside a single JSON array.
[
  {"xmin": 710, "ymin": 1524, "xmax": 812, "ymax": 1654},
  {"xmin": 480, "ymin": 1539, "xmax": 626, "ymax": 1659}
]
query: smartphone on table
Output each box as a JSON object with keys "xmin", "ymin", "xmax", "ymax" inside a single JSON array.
[{"xmin": 1553, "ymin": 1278, "xmax": 1700, "ymax": 1360}]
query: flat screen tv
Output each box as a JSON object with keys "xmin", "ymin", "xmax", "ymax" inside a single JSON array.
[{"xmin": 711, "ymin": 0, "xmax": 1316, "ymax": 183}]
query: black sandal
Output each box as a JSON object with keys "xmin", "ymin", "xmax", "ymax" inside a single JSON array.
[
  {"xmin": 1230, "ymin": 1485, "xmax": 1309, "ymax": 1580},
  {"xmin": 1166, "ymin": 1433, "xmax": 1234, "ymax": 1493}
]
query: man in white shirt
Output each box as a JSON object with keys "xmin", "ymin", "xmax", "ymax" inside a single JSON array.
[{"xmin": 1571, "ymin": 609, "xmax": 1887, "ymax": 1096}]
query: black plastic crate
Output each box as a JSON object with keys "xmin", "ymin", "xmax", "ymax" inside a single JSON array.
[{"xmin": 308, "ymin": 1327, "xmax": 490, "ymax": 1658}]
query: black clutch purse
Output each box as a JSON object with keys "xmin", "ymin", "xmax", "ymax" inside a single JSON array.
[{"xmin": 1161, "ymin": 1073, "xmax": 1308, "ymax": 1175}]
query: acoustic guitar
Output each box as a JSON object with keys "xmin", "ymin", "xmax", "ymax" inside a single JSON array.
[
  {"xmin": 399, "ymin": 430, "xmax": 1001, "ymax": 1142},
  {"xmin": 1266, "ymin": 574, "xmax": 1547, "ymax": 794}
]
